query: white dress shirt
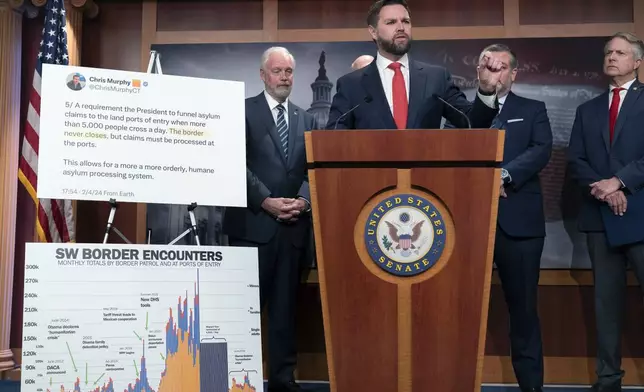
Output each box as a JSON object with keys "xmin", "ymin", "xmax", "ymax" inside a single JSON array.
[
  {"xmin": 264, "ymin": 90, "xmax": 289, "ymax": 126},
  {"xmin": 609, "ymin": 78, "xmax": 636, "ymax": 113},
  {"xmin": 497, "ymin": 93, "xmax": 508, "ymax": 111},
  {"xmin": 375, "ymin": 53, "xmax": 411, "ymax": 113},
  {"xmin": 262, "ymin": 91, "xmax": 311, "ymax": 210},
  {"xmin": 374, "ymin": 52, "xmax": 497, "ymax": 116}
]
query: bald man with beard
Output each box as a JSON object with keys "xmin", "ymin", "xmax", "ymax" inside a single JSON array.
[{"xmin": 351, "ymin": 55, "xmax": 374, "ymax": 70}]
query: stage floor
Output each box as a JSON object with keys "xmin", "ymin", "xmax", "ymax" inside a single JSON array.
[{"xmin": 4, "ymin": 381, "xmax": 644, "ymax": 391}]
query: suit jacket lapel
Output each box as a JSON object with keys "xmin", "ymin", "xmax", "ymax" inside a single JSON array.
[
  {"xmin": 613, "ymin": 80, "xmax": 644, "ymax": 145},
  {"xmin": 406, "ymin": 60, "xmax": 426, "ymax": 129},
  {"xmin": 495, "ymin": 91, "xmax": 517, "ymax": 128},
  {"xmin": 255, "ymin": 94, "xmax": 287, "ymax": 165},
  {"xmin": 591, "ymin": 91, "xmax": 611, "ymax": 153},
  {"xmin": 286, "ymin": 104, "xmax": 299, "ymax": 169},
  {"xmin": 361, "ymin": 62, "xmax": 397, "ymax": 129}
]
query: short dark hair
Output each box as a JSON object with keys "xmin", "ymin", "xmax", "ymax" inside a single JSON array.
[
  {"xmin": 367, "ymin": 0, "xmax": 411, "ymax": 27},
  {"xmin": 480, "ymin": 43, "xmax": 518, "ymax": 69}
]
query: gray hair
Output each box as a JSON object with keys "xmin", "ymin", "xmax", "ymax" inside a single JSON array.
[
  {"xmin": 605, "ymin": 32, "xmax": 644, "ymax": 60},
  {"xmin": 479, "ymin": 43, "xmax": 518, "ymax": 69},
  {"xmin": 260, "ymin": 46, "xmax": 296, "ymax": 70}
]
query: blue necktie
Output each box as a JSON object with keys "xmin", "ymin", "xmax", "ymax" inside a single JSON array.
[
  {"xmin": 276, "ymin": 104, "xmax": 288, "ymax": 159},
  {"xmin": 491, "ymin": 103, "xmax": 503, "ymax": 129}
]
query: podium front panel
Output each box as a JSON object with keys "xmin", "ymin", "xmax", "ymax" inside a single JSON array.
[{"xmin": 309, "ymin": 165, "xmax": 499, "ymax": 392}]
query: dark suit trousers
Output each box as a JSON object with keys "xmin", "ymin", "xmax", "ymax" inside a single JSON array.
[
  {"xmin": 494, "ymin": 226, "xmax": 545, "ymax": 388},
  {"xmin": 586, "ymin": 232, "xmax": 644, "ymax": 388},
  {"xmin": 229, "ymin": 228, "xmax": 302, "ymax": 386}
]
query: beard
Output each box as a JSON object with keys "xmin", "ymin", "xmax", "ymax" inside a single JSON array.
[
  {"xmin": 271, "ymin": 85, "xmax": 292, "ymax": 101},
  {"xmin": 377, "ymin": 35, "xmax": 411, "ymax": 56}
]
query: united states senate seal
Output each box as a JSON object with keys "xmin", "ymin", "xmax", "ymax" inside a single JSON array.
[{"xmin": 364, "ymin": 193, "xmax": 447, "ymax": 277}]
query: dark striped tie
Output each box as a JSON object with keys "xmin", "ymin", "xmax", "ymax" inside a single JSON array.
[
  {"xmin": 276, "ymin": 104, "xmax": 288, "ymax": 159},
  {"xmin": 490, "ymin": 102, "xmax": 504, "ymax": 129}
]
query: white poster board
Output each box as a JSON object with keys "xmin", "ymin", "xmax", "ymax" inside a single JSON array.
[
  {"xmin": 37, "ymin": 64, "xmax": 247, "ymax": 207},
  {"xmin": 21, "ymin": 243, "xmax": 263, "ymax": 392}
]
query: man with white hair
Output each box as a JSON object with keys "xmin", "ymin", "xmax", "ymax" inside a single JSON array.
[
  {"xmin": 351, "ymin": 54, "xmax": 374, "ymax": 70},
  {"xmin": 223, "ymin": 46, "xmax": 317, "ymax": 392}
]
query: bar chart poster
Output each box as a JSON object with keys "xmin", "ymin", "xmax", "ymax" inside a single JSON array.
[{"xmin": 20, "ymin": 243, "xmax": 263, "ymax": 392}]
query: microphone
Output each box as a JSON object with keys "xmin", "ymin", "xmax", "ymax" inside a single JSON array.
[
  {"xmin": 333, "ymin": 95, "xmax": 373, "ymax": 130},
  {"xmin": 432, "ymin": 94, "xmax": 471, "ymax": 129}
]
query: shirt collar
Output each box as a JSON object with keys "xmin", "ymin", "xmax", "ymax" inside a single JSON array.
[
  {"xmin": 375, "ymin": 52, "xmax": 409, "ymax": 72},
  {"xmin": 496, "ymin": 91, "xmax": 512, "ymax": 112},
  {"xmin": 264, "ymin": 90, "xmax": 289, "ymax": 112},
  {"xmin": 610, "ymin": 78, "xmax": 636, "ymax": 92}
]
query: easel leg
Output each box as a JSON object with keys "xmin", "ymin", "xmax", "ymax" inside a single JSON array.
[
  {"xmin": 103, "ymin": 199, "xmax": 117, "ymax": 244},
  {"xmin": 168, "ymin": 202, "xmax": 200, "ymax": 246},
  {"xmin": 103, "ymin": 199, "xmax": 132, "ymax": 244},
  {"xmin": 189, "ymin": 204, "xmax": 201, "ymax": 246}
]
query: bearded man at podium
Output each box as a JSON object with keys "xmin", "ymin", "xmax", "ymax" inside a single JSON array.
[{"xmin": 326, "ymin": 0, "xmax": 503, "ymax": 131}]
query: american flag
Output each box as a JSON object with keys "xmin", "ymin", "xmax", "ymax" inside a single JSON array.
[{"xmin": 18, "ymin": 0, "xmax": 75, "ymax": 243}]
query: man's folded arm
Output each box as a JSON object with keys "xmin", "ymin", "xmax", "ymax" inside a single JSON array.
[
  {"xmin": 616, "ymin": 157, "xmax": 644, "ymax": 194},
  {"xmin": 566, "ymin": 107, "xmax": 604, "ymax": 187},
  {"xmin": 297, "ymin": 180, "xmax": 311, "ymax": 212},
  {"xmin": 503, "ymin": 103, "xmax": 553, "ymax": 189},
  {"xmin": 246, "ymin": 168, "xmax": 271, "ymax": 214}
]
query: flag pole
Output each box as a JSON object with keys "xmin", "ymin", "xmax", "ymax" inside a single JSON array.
[
  {"xmin": 65, "ymin": 0, "xmax": 82, "ymax": 240},
  {"xmin": 18, "ymin": 0, "xmax": 76, "ymax": 245}
]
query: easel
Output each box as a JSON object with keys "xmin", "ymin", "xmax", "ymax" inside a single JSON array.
[
  {"xmin": 102, "ymin": 198, "xmax": 132, "ymax": 244},
  {"xmin": 168, "ymin": 202, "xmax": 201, "ymax": 246},
  {"xmin": 102, "ymin": 50, "xmax": 201, "ymax": 246}
]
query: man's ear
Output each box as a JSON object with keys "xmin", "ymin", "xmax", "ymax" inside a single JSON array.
[{"xmin": 368, "ymin": 25, "xmax": 378, "ymax": 42}]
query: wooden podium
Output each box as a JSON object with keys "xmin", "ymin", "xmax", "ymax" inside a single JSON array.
[{"xmin": 305, "ymin": 129, "xmax": 505, "ymax": 392}]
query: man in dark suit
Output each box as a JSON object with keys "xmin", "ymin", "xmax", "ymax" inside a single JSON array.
[
  {"xmin": 223, "ymin": 46, "xmax": 317, "ymax": 392},
  {"xmin": 567, "ymin": 32, "xmax": 644, "ymax": 392},
  {"xmin": 326, "ymin": 0, "xmax": 503, "ymax": 130},
  {"xmin": 351, "ymin": 54, "xmax": 374, "ymax": 70},
  {"xmin": 476, "ymin": 44, "xmax": 553, "ymax": 392}
]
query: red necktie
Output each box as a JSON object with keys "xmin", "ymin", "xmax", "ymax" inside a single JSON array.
[
  {"xmin": 388, "ymin": 62, "xmax": 408, "ymax": 129},
  {"xmin": 609, "ymin": 87, "xmax": 624, "ymax": 144}
]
